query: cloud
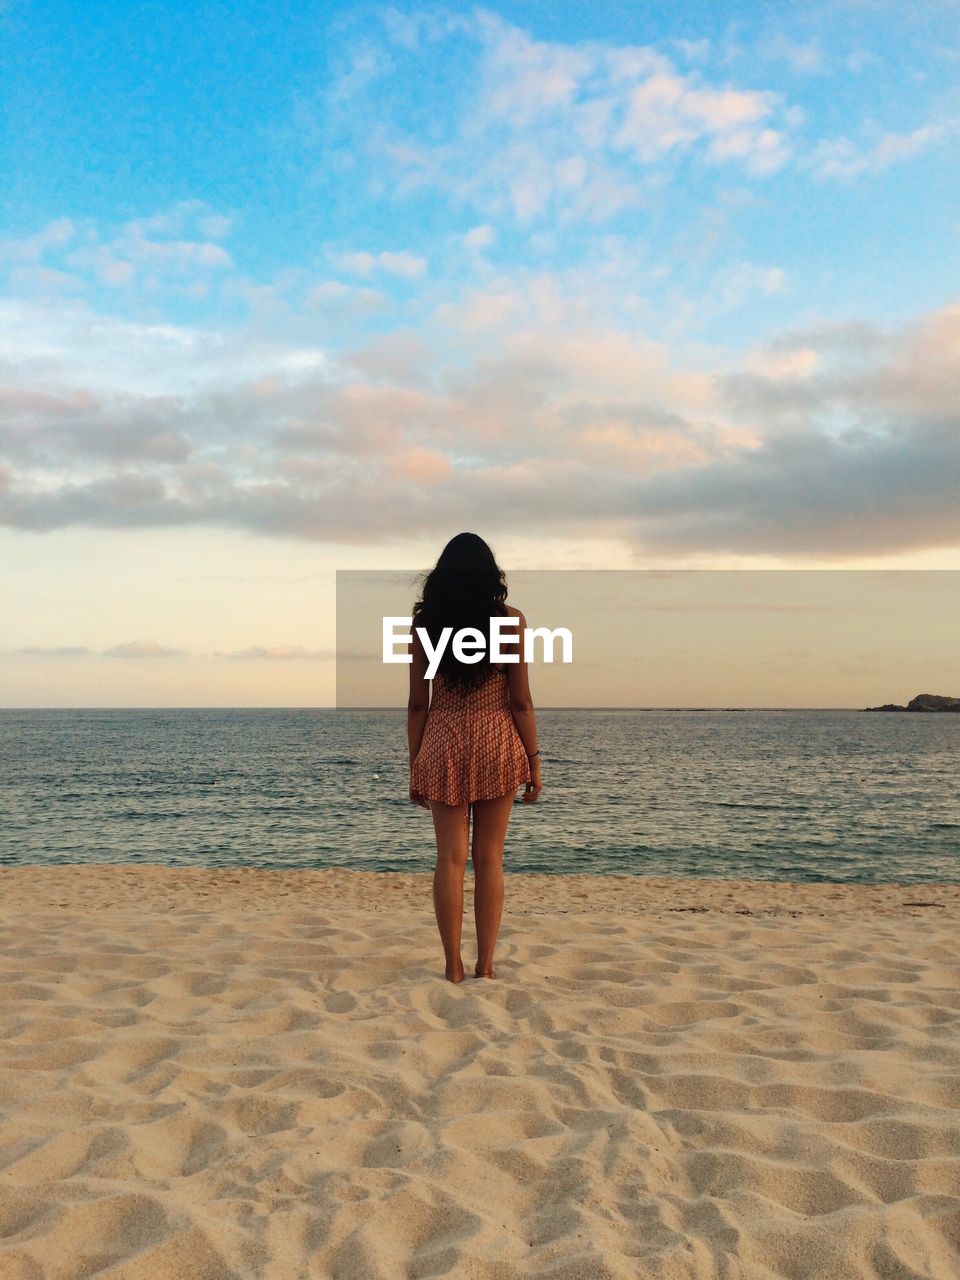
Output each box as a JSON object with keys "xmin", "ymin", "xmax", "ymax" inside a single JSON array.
[
  {"xmin": 10, "ymin": 644, "xmax": 93, "ymax": 656},
  {"xmin": 660, "ymin": 261, "xmax": 787, "ymax": 331},
  {"xmin": 611, "ymin": 74, "xmax": 781, "ymax": 163},
  {"xmin": 342, "ymin": 329, "xmax": 432, "ymax": 384},
  {"xmin": 1, "ymin": 472, "xmax": 191, "ymax": 532},
  {"xmin": 756, "ymin": 34, "xmax": 825, "ymax": 75},
  {"xmin": 315, "ymin": 7, "xmax": 800, "ymax": 229},
  {"xmin": 64, "ymin": 227, "xmax": 233, "ymax": 290},
  {"xmin": 215, "ymin": 646, "xmax": 337, "ymax": 660},
  {"xmin": 389, "ymin": 448, "xmax": 452, "ymax": 484},
  {"xmin": 7, "ymin": 641, "xmax": 337, "ymax": 660},
  {"xmin": 670, "ymin": 38, "xmax": 710, "ymax": 64},
  {"xmin": 122, "ymin": 200, "xmax": 235, "ymax": 239},
  {"xmin": 0, "ymin": 218, "xmax": 77, "ymax": 262},
  {"xmin": 2, "ymin": 204, "xmax": 958, "ymax": 561},
  {"xmin": 0, "ymin": 201, "xmax": 235, "ymax": 297},
  {"xmin": 0, "ymin": 295, "xmax": 337, "ymax": 396},
  {"xmin": 303, "ymin": 280, "xmax": 388, "ymax": 317},
  {"xmin": 102, "ymin": 640, "xmax": 188, "ymax": 658},
  {"xmin": 463, "ymin": 224, "xmax": 495, "ymax": 248},
  {"xmin": 806, "ymin": 121, "xmax": 956, "ymax": 179},
  {"xmin": 0, "ymin": 384, "xmax": 193, "ymax": 467},
  {"xmin": 621, "ymin": 306, "xmax": 960, "ymax": 556},
  {"xmin": 328, "ymin": 249, "xmax": 427, "ymax": 278},
  {"xmin": 625, "ymin": 424, "xmax": 960, "ymax": 558}
]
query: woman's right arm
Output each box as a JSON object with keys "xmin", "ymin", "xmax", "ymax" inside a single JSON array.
[
  {"xmin": 506, "ymin": 609, "xmax": 542, "ymax": 803},
  {"xmin": 407, "ymin": 629, "xmax": 430, "ymax": 808}
]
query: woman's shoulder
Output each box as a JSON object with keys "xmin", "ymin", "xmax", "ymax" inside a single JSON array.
[{"xmin": 503, "ymin": 603, "xmax": 525, "ymax": 620}]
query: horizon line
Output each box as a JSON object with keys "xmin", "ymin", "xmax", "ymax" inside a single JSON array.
[{"xmin": 0, "ymin": 704, "xmax": 901, "ymax": 712}]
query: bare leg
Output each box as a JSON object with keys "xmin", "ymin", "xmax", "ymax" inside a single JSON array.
[
  {"xmin": 429, "ymin": 800, "xmax": 469, "ymax": 983},
  {"xmin": 470, "ymin": 791, "xmax": 516, "ymax": 978}
]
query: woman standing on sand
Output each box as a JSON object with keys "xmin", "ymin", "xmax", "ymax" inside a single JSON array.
[{"xmin": 407, "ymin": 533, "xmax": 543, "ymax": 984}]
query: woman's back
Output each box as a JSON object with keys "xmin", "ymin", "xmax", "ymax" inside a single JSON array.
[{"xmin": 430, "ymin": 665, "xmax": 512, "ymax": 713}]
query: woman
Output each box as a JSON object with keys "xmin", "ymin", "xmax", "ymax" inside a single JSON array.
[{"xmin": 407, "ymin": 533, "xmax": 543, "ymax": 984}]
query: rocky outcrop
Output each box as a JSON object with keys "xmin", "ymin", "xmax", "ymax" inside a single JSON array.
[{"xmin": 864, "ymin": 693, "xmax": 960, "ymax": 712}]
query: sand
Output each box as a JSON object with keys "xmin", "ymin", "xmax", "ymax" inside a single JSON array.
[{"xmin": 1, "ymin": 865, "xmax": 959, "ymax": 1280}]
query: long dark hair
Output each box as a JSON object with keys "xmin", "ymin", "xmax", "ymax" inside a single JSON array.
[{"xmin": 412, "ymin": 532, "xmax": 508, "ymax": 692}]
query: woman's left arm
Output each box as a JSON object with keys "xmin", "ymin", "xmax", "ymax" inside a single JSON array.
[{"xmin": 407, "ymin": 630, "xmax": 430, "ymax": 806}]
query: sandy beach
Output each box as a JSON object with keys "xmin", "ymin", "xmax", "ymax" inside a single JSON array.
[{"xmin": 1, "ymin": 866, "xmax": 959, "ymax": 1279}]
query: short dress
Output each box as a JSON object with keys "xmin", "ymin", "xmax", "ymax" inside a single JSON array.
[{"xmin": 411, "ymin": 666, "xmax": 532, "ymax": 805}]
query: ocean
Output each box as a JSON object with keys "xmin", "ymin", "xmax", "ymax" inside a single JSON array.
[{"xmin": 1, "ymin": 708, "xmax": 958, "ymax": 883}]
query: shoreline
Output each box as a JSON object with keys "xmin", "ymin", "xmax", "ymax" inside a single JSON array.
[{"xmin": 3, "ymin": 862, "xmax": 960, "ymax": 918}]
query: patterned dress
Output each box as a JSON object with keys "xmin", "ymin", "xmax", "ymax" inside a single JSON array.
[{"xmin": 411, "ymin": 666, "xmax": 531, "ymax": 805}]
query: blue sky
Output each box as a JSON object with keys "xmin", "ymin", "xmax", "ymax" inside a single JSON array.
[
  {"xmin": 330, "ymin": 2, "xmax": 955, "ymax": 350},
  {"xmin": 1, "ymin": 0, "xmax": 959, "ymax": 703},
  {"xmin": 3, "ymin": 0, "xmax": 958, "ymax": 345}
]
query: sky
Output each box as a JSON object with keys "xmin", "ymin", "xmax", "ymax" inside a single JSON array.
[{"xmin": 1, "ymin": 0, "xmax": 959, "ymax": 706}]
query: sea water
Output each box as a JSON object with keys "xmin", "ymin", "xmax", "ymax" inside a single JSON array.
[{"xmin": 1, "ymin": 708, "xmax": 958, "ymax": 883}]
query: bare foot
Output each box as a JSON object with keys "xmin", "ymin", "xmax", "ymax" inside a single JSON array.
[
  {"xmin": 445, "ymin": 961, "xmax": 465, "ymax": 984},
  {"xmin": 474, "ymin": 964, "xmax": 496, "ymax": 979}
]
